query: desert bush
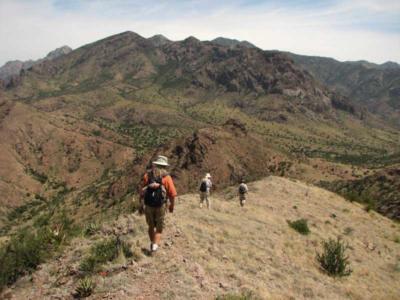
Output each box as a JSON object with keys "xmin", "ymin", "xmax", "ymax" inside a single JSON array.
[
  {"xmin": 363, "ymin": 197, "xmax": 377, "ymax": 212},
  {"xmin": 33, "ymin": 213, "xmax": 51, "ymax": 227},
  {"xmin": 316, "ymin": 237, "xmax": 352, "ymax": 277},
  {"xmin": 7, "ymin": 200, "xmax": 43, "ymax": 221},
  {"xmin": 0, "ymin": 227, "xmax": 54, "ymax": 289},
  {"xmin": 0, "ymin": 212, "xmax": 75, "ymax": 290},
  {"xmin": 83, "ymin": 222, "xmax": 99, "ymax": 237},
  {"xmin": 287, "ymin": 218, "xmax": 310, "ymax": 235},
  {"xmin": 79, "ymin": 237, "xmax": 132, "ymax": 274},
  {"xmin": 25, "ymin": 167, "xmax": 48, "ymax": 183},
  {"xmin": 216, "ymin": 290, "xmax": 259, "ymax": 300},
  {"xmin": 121, "ymin": 241, "xmax": 133, "ymax": 258},
  {"xmin": 91, "ymin": 129, "xmax": 101, "ymax": 136},
  {"xmin": 75, "ymin": 276, "xmax": 94, "ymax": 298},
  {"xmin": 343, "ymin": 227, "xmax": 353, "ymax": 235}
]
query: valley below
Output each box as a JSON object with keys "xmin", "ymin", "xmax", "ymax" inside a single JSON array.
[{"xmin": 0, "ymin": 31, "xmax": 399, "ymax": 299}]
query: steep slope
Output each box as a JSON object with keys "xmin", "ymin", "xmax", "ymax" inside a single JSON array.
[
  {"xmin": 320, "ymin": 164, "xmax": 400, "ymax": 220},
  {"xmin": 0, "ymin": 98, "xmax": 135, "ymax": 216},
  {"xmin": 2, "ymin": 176, "xmax": 399, "ymax": 299},
  {"xmin": 289, "ymin": 53, "xmax": 400, "ymax": 127}
]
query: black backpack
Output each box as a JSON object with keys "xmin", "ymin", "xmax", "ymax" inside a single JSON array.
[
  {"xmin": 239, "ymin": 184, "xmax": 247, "ymax": 194},
  {"xmin": 144, "ymin": 172, "xmax": 167, "ymax": 207},
  {"xmin": 199, "ymin": 180, "xmax": 208, "ymax": 192}
]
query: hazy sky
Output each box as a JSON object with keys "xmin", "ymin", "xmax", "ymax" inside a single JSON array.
[{"xmin": 1, "ymin": 0, "xmax": 399, "ymax": 65}]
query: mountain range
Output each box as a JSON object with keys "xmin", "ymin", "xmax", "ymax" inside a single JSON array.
[
  {"xmin": 0, "ymin": 45, "xmax": 72, "ymax": 87},
  {"xmin": 0, "ymin": 31, "xmax": 399, "ymax": 219},
  {"xmin": 289, "ymin": 53, "xmax": 400, "ymax": 127},
  {"xmin": 0, "ymin": 30, "xmax": 399, "ymax": 298}
]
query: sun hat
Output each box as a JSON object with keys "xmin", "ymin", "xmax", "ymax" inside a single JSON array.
[
  {"xmin": 205, "ymin": 173, "xmax": 211, "ymax": 178},
  {"xmin": 152, "ymin": 155, "xmax": 169, "ymax": 166}
]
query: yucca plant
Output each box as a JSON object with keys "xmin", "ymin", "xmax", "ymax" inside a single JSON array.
[{"xmin": 75, "ymin": 277, "xmax": 94, "ymax": 298}]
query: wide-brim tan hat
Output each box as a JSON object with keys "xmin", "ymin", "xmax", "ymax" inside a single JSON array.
[
  {"xmin": 152, "ymin": 155, "xmax": 169, "ymax": 166},
  {"xmin": 205, "ymin": 173, "xmax": 211, "ymax": 178}
]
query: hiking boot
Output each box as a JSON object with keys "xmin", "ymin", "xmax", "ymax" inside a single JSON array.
[{"xmin": 151, "ymin": 243, "xmax": 159, "ymax": 252}]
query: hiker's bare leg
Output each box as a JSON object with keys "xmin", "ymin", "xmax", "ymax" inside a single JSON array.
[
  {"xmin": 154, "ymin": 230, "xmax": 162, "ymax": 245},
  {"xmin": 206, "ymin": 195, "xmax": 210, "ymax": 209}
]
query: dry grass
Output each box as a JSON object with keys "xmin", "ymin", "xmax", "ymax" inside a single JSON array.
[{"xmin": 2, "ymin": 176, "xmax": 400, "ymax": 299}]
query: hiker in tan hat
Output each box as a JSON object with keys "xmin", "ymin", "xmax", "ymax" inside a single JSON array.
[
  {"xmin": 139, "ymin": 155, "xmax": 177, "ymax": 253},
  {"xmin": 199, "ymin": 173, "xmax": 212, "ymax": 209}
]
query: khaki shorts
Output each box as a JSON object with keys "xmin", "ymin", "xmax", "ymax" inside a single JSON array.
[
  {"xmin": 145, "ymin": 205, "xmax": 166, "ymax": 232},
  {"xmin": 200, "ymin": 191, "xmax": 210, "ymax": 202}
]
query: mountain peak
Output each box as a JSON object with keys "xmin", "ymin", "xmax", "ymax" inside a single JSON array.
[
  {"xmin": 212, "ymin": 37, "xmax": 256, "ymax": 49},
  {"xmin": 380, "ymin": 61, "xmax": 400, "ymax": 69},
  {"xmin": 183, "ymin": 36, "xmax": 200, "ymax": 44},
  {"xmin": 148, "ymin": 34, "xmax": 171, "ymax": 47},
  {"xmin": 45, "ymin": 45, "xmax": 72, "ymax": 60}
]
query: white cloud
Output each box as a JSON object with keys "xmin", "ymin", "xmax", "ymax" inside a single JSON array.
[{"xmin": 0, "ymin": 0, "xmax": 399, "ymax": 65}]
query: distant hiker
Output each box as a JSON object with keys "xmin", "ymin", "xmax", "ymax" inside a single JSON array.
[
  {"xmin": 199, "ymin": 173, "xmax": 212, "ymax": 209},
  {"xmin": 238, "ymin": 179, "xmax": 248, "ymax": 207},
  {"xmin": 139, "ymin": 155, "xmax": 177, "ymax": 253}
]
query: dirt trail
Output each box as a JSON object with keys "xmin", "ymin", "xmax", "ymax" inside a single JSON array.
[{"xmin": 3, "ymin": 176, "xmax": 400, "ymax": 299}]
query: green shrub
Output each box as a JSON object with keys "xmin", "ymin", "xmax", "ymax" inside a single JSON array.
[
  {"xmin": 25, "ymin": 167, "xmax": 48, "ymax": 184},
  {"xmin": 79, "ymin": 257, "xmax": 97, "ymax": 273},
  {"xmin": 121, "ymin": 241, "xmax": 133, "ymax": 258},
  {"xmin": 287, "ymin": 218, "xmax": 310, "ymax": 235},
  {"xmin": 79, "ymin": 237, "xmax": 132, "ymax": 274},
  {"xmin": 33, "ymin": 213, "xmax": 51, "ymax": 227},
  {"xmin": 0, "ymin": 211, "xmax": 75, "ymax": 290},
  {"xmin": 83, "ymin": 222, "xmax": 99, "ymax": 237},
  {"xmin": 7, "ymin": 200, "xmax": 43, "ymax": 221},
  {"xmin": 91, "ymin": 129, "xmax": 101, "ymax": 136},
  {"xmin": 216, "ymin": 290, "xmax": 259, "ymax": 300},
  {"xmin": 0, "ymin": 228, "xmax": 51, "ymax": 289},
  {"xmin": 364, "ymin": 197, "xmax": 377, "ymax": 212},
  {"xmin": 75, "ymin": 277, "xmax": 94, "ymax": 298},
  {"xmin": 343, "ymin": 227, "xmax": 353, "ymax": 235},
  {"xmin": 316, "ymin": 237, "xmax": 352, "ymax": 277}
]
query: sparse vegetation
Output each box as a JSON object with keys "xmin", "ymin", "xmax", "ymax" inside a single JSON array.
[
  {"xmin": 25, "ymin": 167, "xmax": 48, "ymax": 184},
  {"xmin": 216, "ymin": 291, "xmax": 259, "ymax": 300},
  {"xmin": 83, "ymin": 222, "xmax": 99, "ymax": 237},
  {"xmin": 0, "ymin": 211, "xmax": 76, "ymax": 290},
  {"xmin": 91, "ymin": 129, "xmax": 101, "ymax": 136},
  {"xmin": 287, "ymin": 218, "xmax": 310, "ymax": 235},
  {"xmin": 75, "ymin": 276, "xmax": 94, "ymax": 298},
  {"xmin": 79, "ymin": 237, "xmax": 132, "ymax": 274},
  {"xmin": 316, "ymin": 237, "xmax": 352, "ymax": 277},
  {"xmin": 343, "ymin": 227, "xmax": 353, "ymax": 235}
]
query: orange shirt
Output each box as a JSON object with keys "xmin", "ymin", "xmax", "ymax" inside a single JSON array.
[{"xmin": 142, "ymin": 173, "xmax": 177, "ymax": 200}]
